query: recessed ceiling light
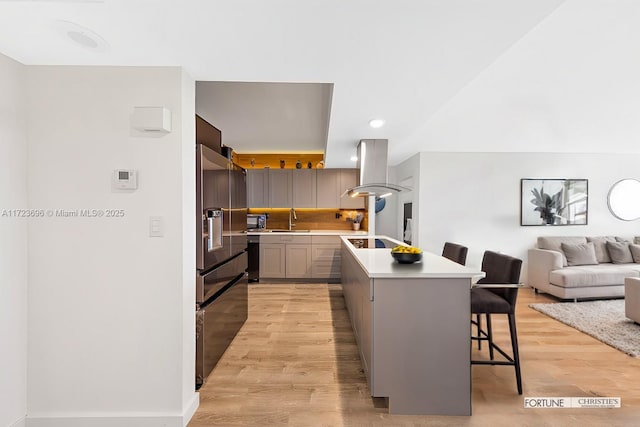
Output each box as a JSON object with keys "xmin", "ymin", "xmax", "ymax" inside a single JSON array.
[
  {"xmin": 368, "ymin": 119, "xmax": 385, "ymax": 128},
  {"xmin": 54, "ymin": 20, "xmax": 109, "ymax": 52},
  {"xmin": 350, "ymin": 156, "xmax": 358, "ymax": 162}
]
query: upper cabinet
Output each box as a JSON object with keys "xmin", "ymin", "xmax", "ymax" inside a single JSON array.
[
  {"xmin": 247, "ymin": 169, "xmax": 269, "ymax": 208},
  {"xmin": 316, "ymin": 169, "xmax": 340, "ymax": 208},
  {"xmin": 316, "ymin": 169, "xmax": 364, "ymax": 209},
  {"xmin": 292, "ymin": 169, "xmax": 317, "ymax": 208},
  {"xmin": 268, "ymin": 169, "xmax": 292, "ymax": 207},
  {"xmin": 247, "ymin": 168, "xmax": 363, "ymax": 209},
  {"xmin": 339, "ymin": 169, "xmax": 365, "ymax": 209}
]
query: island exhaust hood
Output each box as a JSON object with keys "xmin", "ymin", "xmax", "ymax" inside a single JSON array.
[{"xmin": 343, "ymin": 139, "xmax": 411, "ymax": 198}]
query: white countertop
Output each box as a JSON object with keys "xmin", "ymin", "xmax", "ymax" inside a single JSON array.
[
  {"xmin": 341, "ymin": 235, "xmax": 484, "ymax": 279},
  {"xmin": 248, "ymin": 230, "xmax": 369, "ymax": 236}
]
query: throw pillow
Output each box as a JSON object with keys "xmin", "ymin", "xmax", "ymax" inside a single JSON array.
[
  {"xmin": 586, "ymin": 236, "xmax": 616, "ymax": 263},
  {"xmin": 561, "ymin": 242, "xmax": 598, "ymax": 266},
  {"xmin": 615, "ymin": 236, "xmax": 631, "ymax": 243},
  {"xmin": 630, "ymin": 244, "xmax": 640, "ymax": 263},
  {"xmin": 606, "ymin": 241, "xmax": 634, "ymax": 264},
  {"xmin": 635, "ymin": 236, "xmax": 640, "ymax": 245},
  {"xmin": 538, "ymin": 236, "xmax": 587, "ymax": 267}
]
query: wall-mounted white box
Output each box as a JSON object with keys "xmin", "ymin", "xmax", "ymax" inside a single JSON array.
[
  {"xmin": 113, "ymin": 169, "xmax": 137, "ymax": 190},
  {"xmin": 131, "ymin": 107, "xmax": 171, "ymax": 134}
]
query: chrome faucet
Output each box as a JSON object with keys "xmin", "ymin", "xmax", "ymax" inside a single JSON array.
[{"xmin": 288, "ymin": 208, "xmax": 297, "ymax": 230}]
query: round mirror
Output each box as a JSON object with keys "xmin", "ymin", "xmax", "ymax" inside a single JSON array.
[{"xmin": 608, "ymin": 179, "xmax": 640, "ymax": 221}]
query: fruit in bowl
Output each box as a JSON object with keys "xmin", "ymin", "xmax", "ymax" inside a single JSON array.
[{"xmin": 391, "ymin": 245, "xmax": 423, "ymax": 263}]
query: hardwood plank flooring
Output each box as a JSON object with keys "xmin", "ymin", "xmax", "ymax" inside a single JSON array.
[{"xmin": 189, "ymin": 284, "xmax": 640, "ymax": 426}]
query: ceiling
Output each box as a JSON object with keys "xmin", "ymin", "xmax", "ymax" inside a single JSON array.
[
  {"xmin": 195, "ymin": 81, "xmax": 333, "ymax": 154},
  {"xmin": 4, "ymin": 1, "xmax": 637, "ymax": 167}
]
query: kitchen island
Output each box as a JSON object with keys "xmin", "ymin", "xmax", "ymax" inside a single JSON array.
[{"xmin": 340, "ymin": 236, "xmax": 484, "ymax": 416}]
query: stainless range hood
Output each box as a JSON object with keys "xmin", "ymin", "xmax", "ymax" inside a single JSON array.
[{"xmin": 343, "ymin": 139, "xmax": 410, "ymax": 198}]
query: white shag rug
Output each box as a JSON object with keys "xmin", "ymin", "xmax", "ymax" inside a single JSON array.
[{"xmin": 529, "ymin": 299, "xmax": 640, "ymax": 357}]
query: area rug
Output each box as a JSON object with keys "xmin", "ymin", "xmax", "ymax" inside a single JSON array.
[{"xmin": 529, "ymin": 299, "xmax": 640, "ymax": 357}]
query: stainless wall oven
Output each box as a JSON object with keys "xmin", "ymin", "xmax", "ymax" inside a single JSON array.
[{"xmin": 195, "ymin": 143, "xmax": 247, "ymax": 389}]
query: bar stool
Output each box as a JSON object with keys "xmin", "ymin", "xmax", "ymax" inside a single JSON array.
[
  {"xmin": 442, "ymin": 242, "xmax": 468, "ymax": 265},
  {"xmin": 471, "ymin": 250, "xmax": 523, "ymax": 395}
]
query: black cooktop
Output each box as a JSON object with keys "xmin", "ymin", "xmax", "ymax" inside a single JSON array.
[{"xmin": 347, "ymin": 238, "xmax": 398, "ymax": 249}]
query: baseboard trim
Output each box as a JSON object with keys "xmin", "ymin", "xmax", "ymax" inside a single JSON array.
[
  {"xmin": 27, "ymin": 415, "xmax": 182, "ymax": 427},
  {"xmin": 183, "ymin": 392, "xmax": 200, "ymax": 425},
  {"xmin": 27, "ymin": 395, "xmax": 200, "ymax": 427}
]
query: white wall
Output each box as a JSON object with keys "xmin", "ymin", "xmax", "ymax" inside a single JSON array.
[
  {"xmin": 384, "ymin": 2, "xmax": 640, "ymax": 282},
  {"xmin": 25, "ymin": 66, "xmax": 197, "ymax": 427},
  {"xmin": 179, "ymin": 70, "xmax": 198, "ymax": 420},
  {"xmin": 0, "ymin": 53, "xmax": 28, "ymax": 427},
  {"xmin": 411, "ymin": 152, "xmax": 640, "ymax": 280},
  {"xmin": 380, "ymin": 154, "xmax": 421, "ymax": 246}
]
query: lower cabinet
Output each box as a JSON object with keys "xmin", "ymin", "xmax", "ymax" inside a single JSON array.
[
  {"xmin": 341, "ymin": 243, "xmax": 373, "ymax": 383},
  {"xmin": 285, "ymin": 245, "xmax": 313, "ymax": 278},
  {"xmin": 311, "ymin": 236, "xmax": 342, "ymax": 280},
  {"xmin": 259, "ymin": 235, "xmax": 312, "ymax": 279},
  {"xmin": 259, "ymin": 234, "xmax": 343, "ymax": 280},
  {"xmin": 259, "ymin": 244, "xmax": 286, "ymax": 278}
]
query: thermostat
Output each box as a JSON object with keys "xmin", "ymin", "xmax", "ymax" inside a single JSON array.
[{"xmin": 113, "ymin": 169, "xmax": 138, "ymax": 190}]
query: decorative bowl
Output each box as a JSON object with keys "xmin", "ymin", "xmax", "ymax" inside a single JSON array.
[{"xmin": 391, "ymin": 251, "xmax": 423, "ymax": 264}]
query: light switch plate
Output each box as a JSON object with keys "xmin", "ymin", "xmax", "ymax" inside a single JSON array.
[{"xmin": 149, "ymin": 216, "xmax": 163, "ymax": 237}]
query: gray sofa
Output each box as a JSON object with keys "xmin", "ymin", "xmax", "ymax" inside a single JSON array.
[{"xmin": 528, "ymin": 236, "xmax": 640, "ymax": 300}]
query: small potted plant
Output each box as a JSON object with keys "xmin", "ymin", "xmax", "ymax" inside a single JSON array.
[{"xmin": 352, "ymin": 213, "xmax": 363, "ymax": 230}]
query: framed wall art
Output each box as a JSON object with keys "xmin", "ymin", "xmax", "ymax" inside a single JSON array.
[{"xmin": 521, "ymin": 178, "xmax": 588, "ymax": 226}]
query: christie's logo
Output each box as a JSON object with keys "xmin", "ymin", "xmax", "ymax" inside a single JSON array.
[{"xmin": 524, "ymin": 397, "xmax": 621, "ymax": 409}]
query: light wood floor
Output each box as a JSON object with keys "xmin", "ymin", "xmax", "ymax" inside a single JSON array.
[{"xmin": 189, "ymin": 284, "xmax": 640, "ymax": 426}]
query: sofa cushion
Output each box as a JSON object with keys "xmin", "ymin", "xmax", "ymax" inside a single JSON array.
[
  {"xmin": 549, "ymin": 264, "xmax": 640, "ymax": 288},
  {"xmin": 630, "ymin": 244, "xmax": 640, "ymax": 263},
  {"xmin": 607, "ymin": 241, "xmax": 634, "ymax": 264},
  {"xmin": 586, "ymin": 236, "xmax": 616, "ymax": 263},
  {"xmin": 538, "ymin": 236, "xmax": 588, "ymax": 267},
  {"xmin": 561, "ymin": 242, "xmax": 598, "ymax": 266}
]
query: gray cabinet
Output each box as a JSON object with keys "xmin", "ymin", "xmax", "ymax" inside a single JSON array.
[
  {"xmin": 248, "ymin": 168, "xmax": 363, "ymax": 209},
  {"xmin": 268, "ymin": 169, "xmax": 292, "ymax": 207},
  {"xmin": 292, "ymin": 169, "xmax": 316, "ymax": 208},
  {"xmin": 316, "ymin": 169, "xmax": 340, "ymax": 208},
  {"xmin": 247, "ymin": 169, "xmax": 269, "ymax": 208},
  {"xmin": 341, "ymin": 244, "xmax": 373, "ymax": 381},
  {"xmin": 316, "ymin": 168, "xmax": 364, "ymax": 209},
  {"xmin": 339, "ymin": 169, "xmax": 365, "ymax": 209},
  {"xmin": 285, "ymin": 244, "xmax": 313, "ymax": 278},
  {"xmin": 260, "ymin": 235, "xmax": 342, "ymax": 281},
  {"xmin": 260, "ymin": 234, "xmax": 312, "ymax": 279},
  {"xmin": 311, "ymin": 235, "xmax": 341, "ymax": 280},
  {"xmin": 259, "ymin": 243, "xmax": 286, "ymax": 278}
]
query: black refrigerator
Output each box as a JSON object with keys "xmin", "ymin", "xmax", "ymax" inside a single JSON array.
[{"xmin": 195, "ymin": 143, "xmax": 247, "ymax": 389}]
